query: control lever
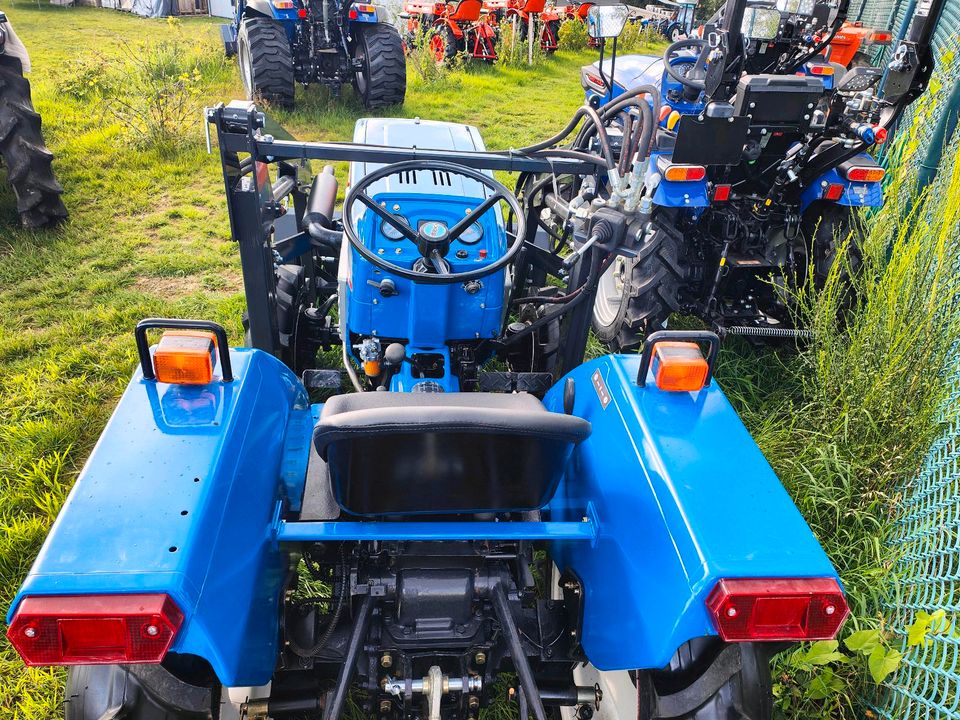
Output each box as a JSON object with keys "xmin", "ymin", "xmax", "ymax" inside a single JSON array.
[{"xmin": 377, "ymin": 343, "xmax": 407, "ymax": 391}]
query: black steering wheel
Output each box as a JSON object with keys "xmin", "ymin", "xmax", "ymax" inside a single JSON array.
[
  {"xmin": 342, "ymin": 160, "xmax": 526, "ymax": 285},
  {"xmin": 663, "ymin": 37, "xmax": 711, "ymax": 92}
]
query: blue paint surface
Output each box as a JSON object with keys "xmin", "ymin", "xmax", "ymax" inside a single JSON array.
[
  {"xmin": 9, "ymin": 349, "xmax": 306, "ymax": 686},
  {"xmin": 543, "ymin": 355, "xmax": 841, "ymax": 670}
]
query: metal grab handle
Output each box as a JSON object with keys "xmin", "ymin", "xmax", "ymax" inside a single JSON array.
[
  {"xmin": 636, "ymin": 330, "xmax": 720, "ymax": 387},
  {"xmin": 135, "ymin": 318, "xmax": 234, "ymax": 383}
]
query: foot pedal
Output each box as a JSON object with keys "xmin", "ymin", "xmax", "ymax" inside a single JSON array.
[
  {"xmin": 478, "ymin": 371, "xmax": 554, "ymax": 395},
  {"xmin": 302, "ymin": 369, "xmax": 343, "ymax": 389}
]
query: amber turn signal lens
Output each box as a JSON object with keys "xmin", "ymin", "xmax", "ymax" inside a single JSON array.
[
  {"xmin": 154, "ymin": 331, "xmax": 216, "ymax": 385},
  {"xmin": 845, "ymin": 166, "xmax": 885, "ymax": 183},
  {"xmin": 663, "ymin": 164, "xmax": 706, "ymax": 182},
  {"xmin": 653, "ymin": 341, "xmax": 709, "ymax": 392}
]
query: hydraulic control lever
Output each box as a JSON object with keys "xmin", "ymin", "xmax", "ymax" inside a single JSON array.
[{"xmin": 377, "ymin": 343, "xmax": 407, "ymax": 391}]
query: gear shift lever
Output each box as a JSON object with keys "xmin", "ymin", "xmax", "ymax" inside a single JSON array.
[{"xmin": 377, "ymin": 343, "xmax": 407, "ymax": 391}]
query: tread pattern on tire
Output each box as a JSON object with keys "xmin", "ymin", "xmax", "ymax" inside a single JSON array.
[
  {"xmin": 239, "ymin": 17, "xmax": 295, "ymax": 108},
  {"xmin": 354, "ymin": 23, "xmax": 407, "ymax": 109},
  {"xmin": 592, "ymin": 224, "xmax": 684, "ymax": 353},
  {"xmin": 0, "ymin": 54, "xmax": 67, "ymax": 229}
]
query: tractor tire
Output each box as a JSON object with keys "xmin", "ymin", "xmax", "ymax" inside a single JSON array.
[
  {"xmin": 639, "ymin": 639, "xmax": 778, "ymax": 719},
  {"xmin": 237, "ymin": 16, "xmax": 295, "ymax": 109},
  {"xmin": 353, "ymin": 23, "xmax": 406, "ymax": 110},
  {"xmin": 65, "ymin": 665, "xmax": 214, "ymax": 720},
  {"xmin": 803, "ymin": 201, "xmax": 862, "ymax": 288},
  {"xmin": 591, "ymin": 224, "xmax": 684, "ymax": 352},
  {"xmin": 0, "ymin": 54, "xmax": 67, "ymax": 229},
  {"xmin": 429, "ymin": 24, "xmax": 460, "ymax": 63}
]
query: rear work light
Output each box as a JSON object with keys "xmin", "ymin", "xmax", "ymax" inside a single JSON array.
[
  {"xmin": 8, "ymin": 594, "xmax": 184, "ymax": 666},
  {"xmin": 652, "ymin": 342, "xmax": 709, "ymax": 392},
  {"xmin": 663, "ymin": 164, "xmax": 706, "ymax": 182},
  {"xmin": 707, "ymin": 578, "xmax": 848, "ymax": 642},
  {"xmin": 845, "ymin": 166, "xmax": 885, "ymax": 183},
  {"xmin": 154, "ymin": 330, "xmax": 217, "ymax": 385}
]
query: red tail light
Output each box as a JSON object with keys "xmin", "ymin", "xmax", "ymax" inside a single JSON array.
[
  {"xmin": 869, "ymin": 30, "xmax": 892, "ymax": 43},
  {"xmin": 713, "ymin": 184, "xmax": 731, "ymax": 202},
  {"xmin": 824, "ymin": 183, "xmax": 846, "ymax": 201},
  {"xmin": 845, "ymin": 166, "xmax": 885, "ymax": 183},
  {"xmin": 707, "ymin": 578, "xmax": 848, "ymax": 642},
  {"xmin": 8, "ymin": 594, "xmax": 183, "ymax": 666}
]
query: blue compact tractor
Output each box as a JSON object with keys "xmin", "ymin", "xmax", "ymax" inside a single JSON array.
[
  {"xmin": 574, "ymin": 0, "xmax": 944, "ymax": 346},
  {"xmin": 9, "ymin": 44, "xmax": 856, "ymax": 719},
  {"xmin": 221, "ymin": 0, "xmax": 405, "ymax": 109}
]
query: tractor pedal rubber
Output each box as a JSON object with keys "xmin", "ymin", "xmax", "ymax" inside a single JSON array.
[{"xmin": 302, "ymin": 369, "xmax": 343, "ymax": 389}]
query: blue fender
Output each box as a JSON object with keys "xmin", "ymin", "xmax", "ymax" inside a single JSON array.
[
  {"xmin": 7, "ymin": 349, "xmax": 311, "ymax": 686},
  {"xmin": 543, "ymin": 355, "xmax": 840, "ymax": 671},
  {"xmin": 800, "ymin": 165, "xmax": 883, "ymax": 212}
]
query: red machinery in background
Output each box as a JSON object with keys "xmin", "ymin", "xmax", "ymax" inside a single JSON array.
[
  {"xmin": 825, "ymin": 20, "xmax": 893, "ymax": 67},
  {"xmin": 402, "ymin": 0, "xmax": 498, "ymax": 61}
]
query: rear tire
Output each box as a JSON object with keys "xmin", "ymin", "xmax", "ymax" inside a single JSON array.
[
  {"xmin": 353, "ymin": 23, "xmax": 407, "ymax": 110},
  {"xmin": 237, "ymin": 16, "xmax": 295, "ymax": 108},
  {"xmin": 65, "ymin": 665, "xmax": 213, "ymax": 720},
  {"xmin": 639, "ymin": 639, "xmax": 777, "ymax": 719},
  {"xmin": 591, "ymin": 224, "xmax": 684, "ymax": 352},
  {"xmin": 0, "ymin": 54, "xmax": 68, "ymax": 229}
]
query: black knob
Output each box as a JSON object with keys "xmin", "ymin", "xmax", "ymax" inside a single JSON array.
[
  {"xmin": 379, "ymin": 278, "xmax": 398, "ymax": 297},
  {"xmin": 384, "ymin": 343, "xmax": 406, "ymax": 367}
]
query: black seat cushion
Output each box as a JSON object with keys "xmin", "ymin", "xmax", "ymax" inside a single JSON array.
[{"xmin": 313, "ymin": 392, "xmax": 591, "ymax": 517}]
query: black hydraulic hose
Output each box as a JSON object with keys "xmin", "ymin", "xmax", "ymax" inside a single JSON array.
[
  {"xmin": 529, "ymin": 147, "xmax": 610, "ymax": 168},
  {"xmin": 782, "ymin": 23, "xmax": 842, "ymax": 73},
  {"xmin": 597, "ymin": 84, "xmax": 659, "ymax": 164},
  {"xmin": 619, "ymin": 113, "xmax": 635, "ymax": 176},
  {"xmin": 290, "ymin": 550, "xmax": 349, "ymax": 658},
  {"xmin": 502, "ymin": 246, "xmax": 609, "ymax": 344},
  {"xmin": 323, "ymin": 594, "xmax": 375, "ymax": 720},
  {"xmin": 514, "ymin": 106, "xmax": 595, "ymax": 154},
  {"xmin": 491, "ymin": 583, "xmax": 547, "ymax": 720}
]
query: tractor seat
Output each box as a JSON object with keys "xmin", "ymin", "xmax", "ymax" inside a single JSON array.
[
  {"xmin": 313, "ymin": 392, "xmax": 591, "ymax": 516},
  {"xmin": 450, "ymin": 0, "xmax": 483, "ymax": 22}
]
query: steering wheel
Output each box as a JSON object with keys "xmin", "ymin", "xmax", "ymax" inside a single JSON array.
[
  {"xmin": 663, "ymin": 37, "xmax": 711, "ymax": 92},
  {"xmin": 342, "ymin": 160, "xmax": 527, "ymax": 285}
]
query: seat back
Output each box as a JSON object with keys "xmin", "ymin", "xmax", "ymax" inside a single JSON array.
[
  {"xmin": 450, "ymin": 0, "xmax": 483, "ymax": 21},
  {"xmin": 313, "ymin": 392, "xmax": 591, "ymax": 516}
]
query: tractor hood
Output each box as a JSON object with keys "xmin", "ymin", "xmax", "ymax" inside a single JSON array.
[
  {"xmin": 585, "ymin": 54, "xmax": 665, "ymax": 93},
  {"xmin": 350, "ymin": 117, "xmax": 489, "ymax": 195}
]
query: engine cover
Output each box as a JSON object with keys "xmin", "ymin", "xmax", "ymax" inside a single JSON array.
[{"xmin": 339, "ymin": 119, "xmax": 508, "ymax": 348}]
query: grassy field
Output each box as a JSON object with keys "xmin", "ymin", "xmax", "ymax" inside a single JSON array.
[{"xmin": 0, "ymin": 2, "xmax": 958, "ymax": 719}]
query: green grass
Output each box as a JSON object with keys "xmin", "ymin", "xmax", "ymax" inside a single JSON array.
[
  {"xmin": 0, "ymin": 5, "xmax": 662, "ymax": 716},
  {"xmin": 0, "ymin": 3, "xmax": 957, "ymax": 719}
]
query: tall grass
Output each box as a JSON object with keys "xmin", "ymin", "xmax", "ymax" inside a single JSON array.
[{"xmin": 715, "ymin": 109, "xmax": 960, "ymax": 717}]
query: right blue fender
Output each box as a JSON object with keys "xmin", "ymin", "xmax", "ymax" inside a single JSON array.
[{"xmin": 543, "ymin": 354, "xmax": 841, "ymax": 671}]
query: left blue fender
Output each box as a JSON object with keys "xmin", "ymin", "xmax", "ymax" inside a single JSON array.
[{"xmin": 7, "ymin": 349, "xmax": 312, "ymax": 686}]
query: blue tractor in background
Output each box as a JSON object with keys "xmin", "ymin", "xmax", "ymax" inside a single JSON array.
[
  {"xmin": 221, "ymin": 0, "xmax": 405, "ymax": 109},
  {"xmin": 572, "ymin": 0, "xmax": 944, "ymax": 346}
]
